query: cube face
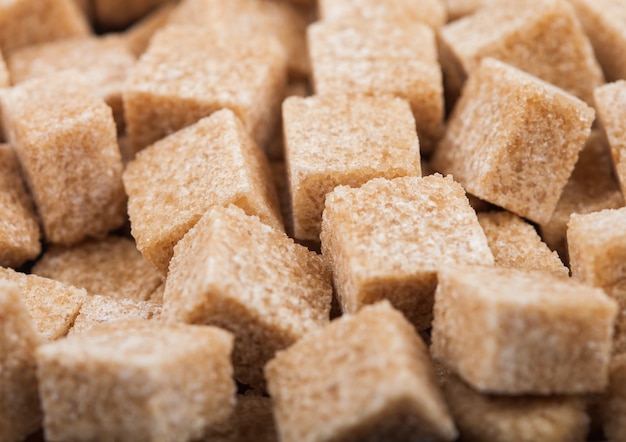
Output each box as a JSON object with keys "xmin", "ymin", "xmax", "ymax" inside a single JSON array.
[
  {"xmin": 123, "ymin": 26, "xmax": 287, "ymax": 153},
  {"xmin": 0, "ymin": 73, "xmax": 126, "ymax": 246},
  {"xmin": 284, "ymin": 94, "xmax": 421, "ymax": 241},
  {"xmin": 308, "ymin": 20, "xmax": 443, "ymax": 151},
  {"xmin": 36, "ymin": 320, "xmax": 235, "ymax": 442},
  {"xmin": 321, "ymin": 175, "xmax": 494, "ymax": 330},
  {"xmin": 433, "ymin": 58, "xmax": 594, "ymax": 225},
  {"xmin": 123, "ymin": 109, "xmax": 282, "ymax": 274},
  {"xmin": 432, "ymin": 265, "xmax": 617, "ymax": 394},
  {"xmin": 163, "ymin": 205, "xmax": 332, "ymax": 389},
  {"xmin": 265, "ymin": 302, "xmax": 457, "ymax": 442}
]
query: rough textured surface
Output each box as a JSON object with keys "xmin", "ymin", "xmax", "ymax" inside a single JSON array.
[
  {"xmin": 433, "ymin": 58, "xmax": 594, "ymax": 225},
  {"xmin": 477, "ymin": 211, "xmax": 567, "ymax": 277},
  {"xmin": 71, "ymin": 295, "xmax": 161, "ymax": 335},
  {"xmin": 265, "ymin": 301, "xmax": 458, "ymax": 442},
  {"xmin": 123, "ymin": 25, "xmax": 286, "ymax": 153},
  {"xmin": 0, "ymin": 267, "xmax": 86, "ymax": 341},
  {"xmin": 308, "ymin": 20, "xmax": 443, "ymax": 151},
  {"xmin": 163, "ymin": 205, "xmax": 331, "ymax": 390},
  {"xmin": 595, "ymin": 81, "xmax": 626, "ymax": 197},
  {"xmin": 0, "ymin": 72, "xmax": 126, "ymax": 246},
  {"xmin": 439, "ymin": 0, "xmax": 604, "ymax": 104},
  {"xmin": 123, "ymin": 2, "xmax": 176, "ymax": 57},
  {"xmin": 432, "ymin": 265, "xmax": 617, "ymax": 394},
  {"xmin": 284, "ymin": 94, "xmax": 421, "ymax": 241},
  {"xmin": 123, "ymin": 110, "xmax": 282, "ymax": 274},
  {"xmin": 0, "ymin": 281, "xmax": 43, "ymax": 442},
  {"xmin": 442, "ymin": 373, "xmax": 589, "ymax": 442},
  {"xmin": 32, "ymin": 236, "xmax": 163, "ymax": 302},
  {"xmin": 203, "ymin": 395, "xmax": 277, "ymax": 442},
  {"xmin": 93, "ymin": 0, "xmax": 173, "ymax": 29},
  {"xmin": 321, "ymin": 175, "xmax": 494, "ymax": 330},
  {"xmin": 36, "ymin": 320, "xmax": 235, "ymax": 442},
  {"xmin": 601, "ymin": 354, "xmax": 626, "ymax": 442},
  {"xmin": 0, "ymin": 144, "xmax": 41, "ymax": 269}
]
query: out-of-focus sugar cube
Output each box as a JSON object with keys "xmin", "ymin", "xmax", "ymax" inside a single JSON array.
[
  {"xmin": 600, "ymin": 354, "xmax": 626, "ymax": 441},
  {"xmin": 284, "ymin": 94, "xmax": 421, "ymax": 241},
  {"xmin": 163, "ymin": 205, "xmax": 331, "ymax": 390},
  {"xmin": 433, "ymin": 58, "xmax": 594, "ymax": 225},
  {"xmin": 122, "ymin": 2, "xmax": 176, "ymax": 57},
  {"xmin": 321, "ymin": 175, "xmax": 494, "ymax": 330},
  {"xmin": 432, "ymin": 265, "xmax": 617, "ymax": 394},
  {"xmin": 93, "ymin": 0, "xmax": 173, "ymax": 30},
  {"xmin": 123, "ymin": 110, "xmax": 282, "ymax": 274},
  {"xmin": 204, "ymin": 395, "xmax": 277, "ymax": 442}
]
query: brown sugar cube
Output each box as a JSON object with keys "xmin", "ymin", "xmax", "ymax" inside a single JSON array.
[
  {"xmin": 93, "ymin": 0, "xmax": 173, "ymax": 30},
  {"xmin": 122, "ymin": 2, "xmax": 176, "ymax": 57},
  {"xmin": 539, "ymin": 130, "xmax": 624, "ymax": 261},
  {"xmin": 204, "ymin": 395, "xmax": 277, "ymax": 442},
  {"xmin": 163, "ymin": 205, "xmax": 332, "ymax": 389},
  {"xmin": 123, "ymin": 25, "xmax": 286, "ymax": 153},
  {"xmin": 0, "ymin": 267, "xmax": 87, "ymax": 341},
  {"xmin": 32, "ymin": 236, "xmax": 163, "ymax": 302},
  {"xmin": 308, "ymin": 20, "xmax": 443, "ymax": 151},
  {"xmin": 321, "ymin": 175, "xmax": 494, "ymax": 330},
  {"xmin": 431, "ymin": 265, "xmax": 617, "ymax": 394},
  {"xmin": 168, "ymin": 0, "xmax": 310, "ymax": 78},
  {"xmin": 442, "ymin": 373, "xmax": 590, "ymax": 442},
  {"xmin": 600, "ymin": 354, "xmax": 626, "ymax": 441},
  {"xmin": 265, "ymin": 301, "xmax": 458, "ymax": 442},
  {"xmin": 0, "ymin": 144, "xmax": 41, "ymax": 269},
  {"xmin": 439, "ymin": 0, "xmax": 603, "ymax": 104},
  {"xmin": 0, "ymin": 73, "xmax": 126, "ymax": 246},
  {"xmin": 123, "ymin": 109, "xmax": 282, "ymax": 274},
  {"xmin": 36, "ymin": 320, "xmax": 235, "ymax": 441},
  {"xmin": 0, "ymin": 281, "xmax": 43, "ymax": 442},
  {"xmin": 284, "ymin": 94, "xmax": 421, "ymax": 241},
  {"xmin": 0, "ymin": 0, "xmax": 90, "ymax": 54},
  {"xmin": 433, "ymin": 58, "xmax": 594, "ymax": 225},
  {"xmin": 318, "ymin": 0, "xmax": 447, "ymax": 29},
  {"xmin": 477, "ymin": 211, "xmax": 568, "ymax": 277}
]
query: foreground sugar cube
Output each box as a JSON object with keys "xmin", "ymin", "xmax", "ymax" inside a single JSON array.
[
  {"xmin": 163, "ymin": 205, "xmax": 332, "ymax": 389},
  {"xmin": 308, "ymin": 20, "xmax": 443, "ymax": 151},
  {"xmin": 284, "ymin": 94, "xmax": 421, "ymax": 241},
  {"xmin": 432, "ymin": 265, "xmax": 617, "ymax": 394},
  {"xmin": 124, "ymin": 109, "xmax": 282, "ymax": 274},
  {"xmin": 433, "ymin": 58, "xmax": 594, "ymax": 225},
  {"xmin": 265, "ymin": 301, "xmax": 458, "ymax": 442},
  {"xmin": 124, "ymin": 25, "xmax": 286, "ymax": 153},
  {"xmin": 0, "ymin": 73, "xmax": 126, "ymax": 246},
  {"xmin": 321, "ymin": 175, "xmax": 494, "ymax": 330},
  {"xmin": 204, "ymin": 396, "xmax": 277, "ymax": 442},
  {"xmin": 601, "ymin": 354, "xmax": 626, "ymax": 442},
  {"xmin": 0, "ymin": 281, "xmax": 43, "ymax": 442},
  {"xmin": 37, "ymin": 320, "xmax": 235, "ymax": 441}
]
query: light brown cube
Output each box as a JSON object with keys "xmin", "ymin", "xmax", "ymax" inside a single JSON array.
[
  {"xmin": 433, "ymin": 58, "xmax": 594, "ymax": 225},
  {"xmin": 93, "ymin": 0, "xmax": 173, "ymax": 29},
  {"xmin": 439, "ymin": 0, "xmax": 603, "ymax": 104},
  {"xmin": 308, "ymin": 20, "xmax": 443, "ymax": 151},
  {"xmin": 0, "ymin": 267, "xmax": 87, "ymax": 341},
  {"xmin": 0, "ymin": 0, "xmax": 90, "ymax": 54},
  {"xmin": 204, "ymin": 395, "xmax": 277, "ymax": 442},
  {"xmin": 0, "ymin": 281, "xmax": 43, "ymax": 442},
  {"xmin": 477, "ymin": 211, "xmax": 568, "ymax": 277},
  {"xmin": 321, "ymin": 175, "xmax": 494, "ymax": 330},
  {"xmin": 265, "ymin": 301, "xmax": 458, "ymax": 442},
  {"xmin": 163, "ymin": 205, "xmax": 332, "ymax": 389},
  {"xmin": 0, "ymin": 72, "xmax": 126, "ymax": 246},
  {"xmin": 122, "ymin": 2, "xmax": 176, "ymax": 57},
  {"xmin": 0, "ymin": 144, "xmax": 41, "ymax": 268},
  {"xmin": 36, "ymin": 320, "xmax": 235, "ymax": 442},
  {"xmin": 123, "ymin": 25, "xmax": 286, "ymax": 153},
  {"xmin": 600, "ymin": 354, "xmax": 626, "ymax": 442},
  {"xmin": 284, "ymin": 94, "xmax": 421, "ymax": 241},
  {"xmin": 123, "ymin": 109, "xmax": 282, "ymax": 274},
  {"xmin": 432, "ymin": 265, "xmax": 617, "ymax": 394}
]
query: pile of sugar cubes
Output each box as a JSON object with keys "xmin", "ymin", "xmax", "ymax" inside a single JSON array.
[{"xmin": 2, "ymin": 0, "xmax": 626, "ymax": 440}]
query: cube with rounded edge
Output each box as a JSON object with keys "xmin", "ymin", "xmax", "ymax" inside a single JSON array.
[
  {"xmin": 36, "ymin": 320, "xmax": 236, "ymax": 442},
  {"xmin": 433, "ymin": 58, "xmax": 594, "ymax": 225},
  {"xmin": 321, "ymin": 175, "xmax": 494, "ymax": 330},
  {"xmin": 432, "ymin": 265, "xmax": 617, "ymax": 394},
  {"xmin": 284, "ymin": 94, "xmax": 421, "ymax": 241}
]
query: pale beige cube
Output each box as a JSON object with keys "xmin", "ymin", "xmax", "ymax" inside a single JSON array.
[
  {"xmin": 163, "ymin": 205, "xmax": 331, "ymax": 389},
  {"xmin": 123, "ymin": 110, "xmax": 282, "ymax": 274},
  {"xmin": 36, "ymin": 320, "xmax": 235, "ymax": 442},
  {"xmin": 265, "ymin": 301, "xmax": 458, "ymax": 442},
  {"xmin": 204, "ymin": 396, "xmax": 277, "ymax": 442},
  {"xmin": 595, "ymin": 81, "xmax": 626, "ymax": 197},
  {"xmin": 432, "ymin": 265, "xmax": 617, "ymax": 394},
  {"xmin": 93, "ymin": 0, "xmax": 173, "ymax": 29},
  {"xmin": 433, "ymin": 58, "xmax": 594, "ymax": 225},
  {"xmin": 321, "ymin": 175, "xmax": 494, "ymax": 330},
  {"xmin": 71, "ymin": 295, "xmax": 161, "ymax": 335},
  {"xmin": 123, "ymin": 2, "xmax": 176, "ymax": 57},
  {"xmin": 284, "ymin": 94, "xmax": 421, "ymax": 241},
  {"xmin": 600, "ymin": 354, "xmax": 626, "ymax": 442}
]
